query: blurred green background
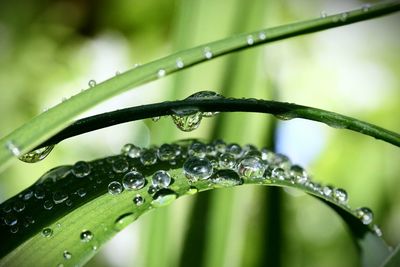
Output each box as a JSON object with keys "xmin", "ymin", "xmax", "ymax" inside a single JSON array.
[{"xmin": 0, "ymin": 0, "xmax": 399, "ymax": 266}]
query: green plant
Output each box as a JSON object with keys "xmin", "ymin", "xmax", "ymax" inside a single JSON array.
[{"xmin": 0, "ymin": 1, "xmax": 399, "ymax": 267}]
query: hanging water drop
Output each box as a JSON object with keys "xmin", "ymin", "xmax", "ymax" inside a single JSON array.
[
  {"xmin": 63, "ymin": 251, "xmax": 72, "ymax": 260},
  {"xmin": 19, "ymin": 145, "xmax": 54, "ymax": 163},
  {"xmin": 6, "ymin": 141, "xmax": 21, "ymax": 156},
  {"xmin": 203, "ymin": 47, "xmax": 213, "ymax": 59},
  {"xmin": 183, "ymin": 157, "xmax": 213, "ymax": 181},
  {"xmin": 355, "ymin": 207, "xmax": 373, "ymax": 225},
  {"xmin": 238, "ymin": 156, "xmax": 266, "ymax": 179},
  {"xmin": 133, "ymin": 195, "xmax": 145, "ymax": 206},
  {"xmin": 151, "ymin": 189, "xmax": 177, "ymax": 208},
  {"xmin": 333, "ymin": 188, "xmax": 348, "ymax": 204},
  {"xmin": 121, "ymin": 143, "xmax": 141, "ymax": 158},
  {"xmin": 211, "ymin": 169, "xmax": 243, "ymax": 188},
  {"xmin": 112, "ymin": 158, "xmax": 129, "ymax": 173},
  {"xmin": 122, "ymin": 171, "xmax": 146, "ymax": 190},
  {"xmin": 186, "ymin": 91, "xmax": 223, "ymax": 117},
  {"xmin": 88, "ymin": 80, "xmax": 96, "ymax": 88},
  {"xmin": 108, "ymin": 181, "xmax": 123, "ymax": 195},
  {"xmin": 80, "ymin": 230, "xmax": 93, "ymax": 242},
  {"xmin": 171, "ymin": 107, "xmax": 202, "ymax": 132},
  {"xmin": 140, "ymin": 149, "xmax": 157, "ymax": 166},
  {"xmin": 42, "ymin": 227, "xmax": 53, "ymax": 238},
  {"xmin": 176, "ymin": 58, "xmax": 184, "ymax": 68},
  {"xmin": 72, "ymin": 161, "xmax": 91, "ymax": 178},
  {"xmin": 246, "ymin": 35, "xmax": 254, "ymax": 45}
]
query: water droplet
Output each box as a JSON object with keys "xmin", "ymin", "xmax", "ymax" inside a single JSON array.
[
  {"xmin": 322, "ymin": 185, "xmax": 333, "ymax": 197},
  {"xmin": 53, "ymin": 191, "xmax": 68, "ymax": 204},
  {"xmin": 19, "ymin": 145, "xmax": 54, "ymax": 163},
  {"xmin": 274, "ymin": 112, "xmax": 295, "ymax": 121},
  {"xmin": 6, "ymin": 141, "xmax": 21, "ymax": 156},
  {"xmin": 226, "ymin": 143, "xmax": 242, "ymax": 158},
  {"xmin": 140, "ymin": 149, "xmax": 157, "ymax": 166},
  {"xmin": 340, "ymin": 12, "xmax": 348, "ymax": 22},
  {"xmin": 122, "ymin": 171, "xmax": 146, "ymax": 190},
  {"xmin": 43, "ymin": 200, "xmax": 54, "ymax": 210},
  {"xmin": 203, "ymin": 47, "xmax": 213, "ymax": 59},
  {"xmin": 152, "ymin": 170, "xmax": 172, "ymax": 188},
  {"xmin": 219, "ymin": 153, "xmax": 236, "ymax": 169},
  {"xmin": 13, "ymin": 201, "xmax": 25, "ymax": 212},
  {"xmin": 373, "ymin": 224, "xmax": 383, "ymax": 237},
  {"xmin": 186, "ymin": 186, "xmax": 198, "ymax": 195},
  {"xmin": 238, "ymin": 156, "xmax": 266, "ymax": 179},
  {"xmin": 76, "ymin": 188, "xmax": 86, "ymax": 197},
  {"xmin": 121, "ymin": 144, "xmax": 141, "ymax": 158},
  {"xmin": 10, "ymin": 226, "xmax": 18, "ymax": 234},
  {"xmin": 258, "ymin": 32, "xmax": 266, "ymax": 40},
  {"xmin": 72, "ymin": 161, "xmax": 91, "ymax": 178},
  {"xmin": 246, "ymin": 35, "xmax": 254, "ymax": 45},
  {"xmin": 212, "ymin": 139, "xmax": 226, "ymax": 153},
  {"xmin": 355, "ymin": 207, "xmax": 373, "ymax": 225},
  {"xmin": 65, "ymin": 199, "xmax": 73, "ymax": 206},
  {"xmin": 34, "ymin": 188, "xmax": 46, "ymax": 199},
  {"xmin": 157, "ymin": 144, "xmax": 176, "ymax": 161},
  {"xmin": 157, "ymin": 69, "xmax": 166, "ymax": 78},
  {"xmin": 115, "ymin": 71, "xmax": 121, "ymax": 76},
  {"xmin": 289, "ymin": 165, "xmax": 308, "ymax": 184},
  {"xmin": 151, "ymin": 116, "xmax": 160, "ymax": 122},
  {"xmin": 362, "ymin": 3, "xmax": 371, "ymax": 12},
  {"xmin": 108, "ymin": 181, "xmax": 123, "ymax": 195},
  {"xmin": 333, "ymin": 188, "xmax": 348, "ymax": 204},
  {"xmin": 176, "ymin": 58, "xmax": 184, "ymax": 68},
  {"xmin": 211, "ymin": 169, "xmax": 242, "ymax": 188},
  {"xmin": 42, "ymin": 227, "xmax": 53, "ymax": 238},
  {"xmin": 133, "ymin": 194, "xmax": 145, "ymax": 206},
  {"xmin": 112, "ymin": 158, "xmax": 129, "ymax": 173},
  {"xmin": 80, "ymin": 230, "xmax": 93, "ymax": 242},
  {"xmin": 186, "ymin": 91, "xmax": 223, "ymax": 117},
  {"xmin": 171, "ymin": 108, "xmax": 202, "ymax": 132},
  {"xmin": 3, "ymin": 214, "xmax": 18, "ymax": 226},
  {"xmin": 188, "ymin": 141, "xmax": 206, "ymax": 158},
  {"xmin": 88, "ymin": 80, "xmax": 96, "ymax": 88},
  {"xmin": 151, "ymin": 189, "xmax": 177, "ymax": 208},
  {"xmin": 63, "ymin": 250, "xmax": 72, "ymax": 260},
  {"xmin": 320, "ymin": 11, "xmax": 328, "ymax": 18},
  {"xmin": 114, "ymin": 213, "xmax": 137, "ymax": 231},
  {"xmin": 183, "ymin": 157, "xmax": 213, "ymax": 181},
  {"xmin": 23, "ymin": 190, "xmax": 33, "ymax": 200},
  {"xmin": 271, "ymin": 167, "xmax": 286, "ymax": 180}
]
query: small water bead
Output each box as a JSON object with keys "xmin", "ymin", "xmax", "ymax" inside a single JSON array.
[
  {"xmin": 88, "ymin": 80, "xmax": 97, "ymax": 88},
  {"xmin": 65, "ymin": 199, "xmax": 73, "ymax": 206},
  {"xmin": 151, "ymin": 116, "xmax": 161, "ymax": 122},
  {"xmin": 4, "ymin": 214, "xmax": 18, "ymax": 226},
  {"xmin": 13, "ymin": 201, "xmax": 25, "ymax": 212},
  {"xmin": 148, "ymin": 185, "xmax": 158, "ymax": 195},
  {"xmin": 133, "ymin": 195, "xmax": 145, "ymax": 206},
  {"xmin": 23, "ymin": 190, "xmax": 33, "ymax": 200},
  {"xmin": 53, "ymin": 191, "xmax": 68, "ymax": 204},
  {"xmin": 152, "ymin": 170, "xmax": 172, "ymax": 188},
  {"xmin": 44, "ymin": 200, "xmax": 54, "ymax": 210},
  {"xmin": 226, "ymin": 143, "xmax": 242, "ymax": 158},
  {"xmin": 246, "ymin": 35, "xmax": 254, "ymax": 45},
  {"xmin": 112, "ymin": 158, "xmax": 129, "ymax": 173},
  {"xmin": 212, "ymin": 139, "xmax": 226, "ymax": 153},
  {"xmin": 355, "ymin": 207, "xmax": 373, "ymax": 225},
  {"xmin": 34, "ymin": 188, "xmax": 46, "ymax": 199},
  {"xmin": 237, "ymin": 156, "xmax": 266, "ymax": 179},
  {"xmin": 261, "ymin": 148, "xmax": 275, "ymax": 162},
  {"xmin": 333, "ymin": 188, "xmax": 348, "ymax": 204},
  {"xmin": 320, "ymin": 11, "xmax": 328, "ymax": 18},
  {"xmin": 157, "ymin": 69, "xmax": 166, "ymax": 78},
  {"xmin": 188, "ymin": 141, "xmax": 207, "ymax": 158},
  {"xmin": 122, "ymin": 171, "xmax": 146, "ymax": 190},
  {"xmin": 186, "ymin": 186, "xmax": 198, "ymax": 195},
  {"xmin": 271, "ymin": 167, "xmax": 286, "ymax": 180},
  {"xmin": 171, "ymin": 108, "xmax": 202, "ymax": 132},
  {"xmin": 183, "ymin": 157, "xmax": 213, "ymax": 181},
  {"xmin": 63, "ymin": 251, "xmax": 72, "ymax": 260},
  {"xmin": 72, "ymin": 161, "xmax": 91, "ymax": 178},
  {"xmin": 373, "ymin": 225, "xmax": 383, "ymax": 237},
  {"xmin": 322, "ymin": 185, "xmax": 333, "ymax": 197},
  {"xmin": 203, "ymin": 47, "xmax": 213, "ymax": 59},
  {"xmin": 76, "ymin": 188, "xmax": 87, "ymax": 197},
  {"xmin": 10, "ymin": 226, "xmax": 19, "ymax": 234},
  {"xmin": 176, "ymin": 58, "xmax": 184, "ymax": 68},
  {"xmin": 289, "ymin": 165, "xmax": 308, "ymax": 184},
  {"xmin": 157, "ymin": 144, "xmax": 176, "ymax": 161},
  {"xmin": 6, "ymin": 140, "xmax": 21, "ymax": 156},
  {"xmin": 121, "ymin": 144, "xmax": 141, "ymax": 158},
  {"xmin": 108, "ymin": 181, "xmax": 123, "ymax": 195},
  {"xmin": 151, "ymin": 189, "xmax": 177, "ymax": 208},
  {"xmin": 19, "ymin": 145, "xmax": 54, "ymax": 163},
  {"xmin": 140, "ymin": 149, "xmax": 157, "ymax": 166},
  {"xmin": 258, "ymin": 32, "xmax": 266, "ymax": 40},
  {"xmin": 80, "ymin": 230, "xmax": 93, "ymax": 242},
  {"xmin": 211, "ymin": 169, "xmax": 242, "ymax": 188},
  {"xmin": 42, "ymin": 227, "xmax": 53, "ymax": 238},
  {"xmin": 219, "ymin": 153, "xmax": 236, "ymax": 169}
]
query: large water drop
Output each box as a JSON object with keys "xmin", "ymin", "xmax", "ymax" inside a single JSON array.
[
  {"xmin": 171, "ymin": 107, "xmax": 202, "ymax": 132},
  {"xmin": 122, "ymin": 171, "xmax": 146, "ymax": 190},
  {"xmin": 183, "ymin": 157, "xmax": 213, "ymax": 181},
  {"xmin": 152, "ymin": 170, "xmax": 172, "ymax": 189},
  {"xmin": 19, "ymin": 145, "xmax": 54, "ymax": 163}
]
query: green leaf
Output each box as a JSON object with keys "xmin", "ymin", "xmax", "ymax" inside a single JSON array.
[{"xmin": 381, "ymin": 245, "xmax": 400, "ymax": 267}]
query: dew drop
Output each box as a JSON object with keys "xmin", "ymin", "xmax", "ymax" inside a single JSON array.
[
  {"xmin": 42, "ymin": 227, "xmax": 53, "ymax": 238},
  {"xmin": 3, "ymin": 214, "xmax": 18, "ymax": 226},
  {"xmin": 183, "ymin": 157, "xmax": 213, "ymax": 181},
  {"xmin": 72, "ymin": 161, "xmax": 91, "ymax": 178},
  {"xmin": 121, "ymin": 143, "xmax": 141, "ymax": 158},
  {"xmin": 157, "ymin": 144, "xmax": 176, "ymax": 161},
  {"xmin": 151, "ymin": 189, "xmax": 177, "ymax": 208},
  {"xmin": 271, "ymin": 167, "xmax": 286, "ymax": 180},
  {"xmin": 188, "ymin": 141, "xmax": 207, "ymax": 158},
  {"xmin": 157, "ymin": 69, "xmax": 166, "ymax": 78},
  {"xmin": 186, "ymin": 90, "xmax": 223, "ymax": 117},
  {"xmin": 211, "ymin": 169, "xmax": 242, "ymax": 188},
  {"xmin": 258, "ymin": 32, "xmax": 266, "ymax": 40},
  {"xmin": 63, "ymin": 250, "xmax": 72, "ymax": 260},
  {"xmin": 340, "ymin": 12, "xmax": 348, "ymax": 22},
  {"xmin": 19, "ymin": 145, "xmax": 54, "ymax": 163},
  {"xmin": 171, "ymin": 108, "xmax": 202, "ymax": 132},
  {"xmin": 289, "ymin": 165, "xmax": 308, "ymax": 184},
  {"xmin": 88, "ymin": 80, "xmax": 96, "ymax": 88},
  {"xmin": 373, "ymin": 224, "xmax": 383, "ymax": 237},
  {"xmin": 10, "ymin": 226, "xmax": 19, "ymax": 234},
  {"xmin": 114, "ymin": 213, "xmax": 137, "ymax": 231},
  {"xmin": 13, "ymin": 201, "xmax": 25, "ymax": 212},
  {"xmin": 176, "ymin": 58, "xmax": 184, "ymax": 68},
  {"xmin": 355, "ymin": 207, "xmax": 373, "ymax": 225},
  {"xmin": 34, "ymin": 188, "xmax": 46, "ymax": 199},
  {"xmin": 226, "ymin": 143, "xmax": 242, "ymax": 158},
  {"xmin": 322, "ymin": 185, "xmax": 333, "ymax": 197},
  {"xmin": 186, "ymin": 186, "xmax": 198, "ymax": 195},
  {"xmin": 333, "ymin": 188, "xmax": 348, "ymax": 204},
  {"xmin": 152, "ymin": 170, "xmax": 172, "ymax": 188},
  {"xmin": 43, "ymin": 200, "xmax": 54, "ymax": 210},
  {"xmin": 122, "ymin": 171, "xmax": 146, "ymax": 190},
  {"xmin": 6, "ymin": 141, "xmax": 21, "ymax": 156},
  {"xmin": 362, "ymin": 3, "xmax": 371, "ymax": 12},
  {"xmin": 219, "ymin": 153, "xmax": 236, "ymax": 169},
  {"xmin": 80, "ymin": 230, "xmax": 93, "ymax": 242},
  {"xmin": 151, "ymin": 116, "xmax": 160, "ymax": 122},
  {"xmin": 246, "ymin": 35, "xmax": 254, "ymax": 45},
  {"xmin": 52, "ymin": 191, "xmax": 68, "ymax": 204},
  {"xmin": 112, "ymin": 158, "xmax": 129, "ymax": 173},
  {"xmin": 320, "ymin": 11, "xmax": 328, "ymax": 18},
  {"xmin": 274, "ymin": 112, "xmax": 295, "ymax": 121},
  {"xmin": 238, "ymin": 156, "xmax": 266, "ymax": 179},
  {"xmin": 140, "ymin": 149, "xmax": 157, "ymax": 166},
  {"xmin": 76, "ymin": 188, "xmax": 87, "ymax": 197},
  {"xmin": 108, "ymin": 181, "xmax": 123, "ymax": 195},
  {"xmin": 203, "ymin": 47, "xmax": 213, "ymax": 59},
  {"xmin": 23, "ymin": 190, "xmax": 33, "ymax": 200},
  {"xmin": 133, "ymin": 194, "xmax": 145, "ymax": 206}
]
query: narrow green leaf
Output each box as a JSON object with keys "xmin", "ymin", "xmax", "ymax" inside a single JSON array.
[{"xmin": 381, "ymin": 245, "xmax": 400, "ymax": 267}]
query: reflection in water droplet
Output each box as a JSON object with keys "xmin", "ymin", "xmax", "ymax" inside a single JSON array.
[
  {"xmin": 322, "ymin": 185, "xmax": 333, "ymax": 197},
  {"xmin": 19, "ymin": 145, "xmax": 54, "ymax": 163},
  {"xmin": 80, "ymin": 230, "xmax": 93, "ymax": 242},
  {"xmin": 72, "ymin": 161, "xmax": 91, "ymax": 178},
  {"xmin": 122, "ymin": 171, "xmax": 146, "ymax": 190},
  {"xmin": 88, "ymin": 80, "xmax": 96, "ymax": 88},
  {"xmin": 271, "ymin": 167, "xmax": 285, "ymax": 180},
  {"xmin": 114, "ymin": 213, "xmax": 137, "ymax": 231},
  {"xmin": 171, "ymin": 107, "xmax": 202, "ymax": 132},
  {"xmin": 211, "ymin": 169, "xmax": 242, "ymax": 188},
  {"xmin": 63, "ymin": 250, "xmax": 72, "ymax": 260},
  {"xmin": 4, "ymin": 214, "xmax": 18, "ymax": 226},
  {"xmin": 219, "ymin": 153, "xmax": 236, "ymax": 169},
  {"xmin": 133, "ymin": 195, "xmax": 145, "ymax": 206},
  {"xmin": 76, "ymin": 188, "xmax": 87, "ymax": 197},
  {"xmin": 151, "ymin": 189, "xmax": 177, "ymax": 208},
  {"xmin": 108, "ymin": 181, "xmax": 123, "ymax": 195},
  {"xmin": 355, "ymin": 207, "xmax": 373, "ymax": 225},
  {"xmin": 42, "ymin": 227, "xmax": 53, "ymax": 238},
  {"xmin": 6, "ymin": 141, "xmax": 21, "ymax": 156},
  {"xmin": 34, "ymin": 188, "xmax": 46, "ymax": 199},
  {"xmin": 333, "ymin": 188, "xmax": 348, "ymax": 204},
  {"xmin": 188, "ymin": 141, "xmax": 206, "ymax": 158},
  {"xmin": 289, "ymin": 165, "xmax": 308, "ymax": 184},
  {"xmin": 238, "ymin": 156, "xmax": 266, "ymax": 179},
  {"xmin": 226, "ymin": 143, "xmax": 242, "ymax": 158},
  {"xmin": 183, "ymin": 157, "xmax": 213, "ymax": 181},
  {"xmin": 152, "ymin": 170, "xmax": 172, "ymax": 188}
]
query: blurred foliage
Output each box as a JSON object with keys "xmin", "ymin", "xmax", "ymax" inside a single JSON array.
[{"xmin": 0, "ymin": 0, "xmax": 399, "ymax": 266}]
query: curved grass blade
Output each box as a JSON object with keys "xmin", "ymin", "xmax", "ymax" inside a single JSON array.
[
  {"xmin": 380, "ymin": 244, "xmax": 400, "ymax": 267},
  {"xmin": 0, "ymin": 1, "xmax": 399, "ymax": 171},
  {"xmin": 0, "ymin": 140, "xmax": 389, "ymax": 266}
]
